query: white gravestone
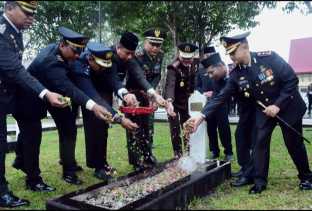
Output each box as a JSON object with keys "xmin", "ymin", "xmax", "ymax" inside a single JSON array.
[{"xmin": 188, "ymin": 90, "xmax": 208, "ymax": 164}]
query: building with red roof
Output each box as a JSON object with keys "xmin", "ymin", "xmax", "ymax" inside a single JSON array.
[{"xmin": 288, "ymin": 37, "xmax": 312, "ymax": 91}]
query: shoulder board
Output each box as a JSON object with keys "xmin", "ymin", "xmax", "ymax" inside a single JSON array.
[
  {"xmin": 171, "ymin": 60, "xmax": 180, "ymax": 68},
  {"xmin": 0, "ymin": 24, "xmax": 6, "ymax": 34},
  {"xmin": 135, "ymin": 50, "xmax": 144, "ymax": 57},
  {"xmin": 256, "ymin": 51, "xmax": 272, "ymax": 57},
  {"xmin": 56, "ymin": 54, "xmax": 64, "ymax": 62}
]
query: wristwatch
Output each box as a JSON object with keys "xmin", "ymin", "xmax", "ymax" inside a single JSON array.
[{"xmin": 113, "ymin": 114, "xmax": 123, "ymax": 124}]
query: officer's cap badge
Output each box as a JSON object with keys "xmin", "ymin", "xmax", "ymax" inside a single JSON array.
[
  {"xmin": 185, "ymin": 45, "xmax": 191, "ymax": 52},
  {"xmin": 106, "ymin": 52, "xmax": 113, "ymax": 59},
  {"xmin": 154, "ymin": 29, "xmax": 160, "ymax": 38}
]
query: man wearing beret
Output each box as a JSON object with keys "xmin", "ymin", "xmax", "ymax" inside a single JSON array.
[
  {"xmin": 71, "ymin": 42, "xmax": 139, "ymax": 180},
  {"xmin": 132, "ymin": 27, "xmax": 166, "ymax": 162},
  {"xmin": 200, "ymin": 52, "xmax": 233, "ymax": 161},
  {"xmin": 111, "ymin": 31, "xmax": 168, "ymax": 171},
  {"xmin": 164, "ymin": 43, "xmax": 198, "ymax": 158},
  {"xmin": 186, "ymin": 31, "xmax": 312, "ymax": 194},
  {"xmin": 13, "ymin": 27, "xmax": 114, "ymax": 188},
  {"xmin": 0, "ymin": 1, "xmax": 68, "ymax": 207}
]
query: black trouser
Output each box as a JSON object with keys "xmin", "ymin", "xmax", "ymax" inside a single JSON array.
[
  {"xmin": 0, "ymin": 112, "xmax": 8, "ymax": 194},
  {"xmin": 207, "ymin": 108, "xmax": 233, "ymax": 156},
  {"xmin": 308, "ymin": 97, "xmax": 312, "ymax": 114},
  {"xmin": 168, "ymin": 107, "xmax": 190, "ymax": 157},
  {"xmin": 127, "ymin": 114, "xmax": 153, "ymax": 165},
  {"xmin": 147, "ymin": 113, "xmax": 155, "ymax": 146},
  {"xmin": 15, "ymin": 119, "xmax": 42, "ymax": 184},
  {"xmin": 81, "ymin": 107, "xmax": 109, "ymax": 169},
  {"xmin": 253, "ymin": 118, "xmax": 312, "ymax": 186},
  {"xmin": 47, "ymin": 106, "xmax": 78, "ymax": 176},
  {"xmin": 235, "ymin": 115, "xmax": 256, "ymax": 177}
]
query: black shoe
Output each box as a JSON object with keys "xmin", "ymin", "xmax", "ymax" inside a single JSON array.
[
  {"xmin": 231, "ymin": 177, "xmax": 253, "ymax": 187},
  {"xmin": 299, "ymin": 180, "xmax": 312, "ymax": 190},
  {"xmin": 249, "ymin": 184, "xmax": 266, "ymax": 194},
  {"xmin": 0, "ymin": 192, "xmax": 30, "ymax": 208},
  {"xmin": 133, "ymin": 163, "xmax": 146, "ymax": 173},
  {"xmin": 144, "ymin": 155, "xmax": 158, "ymax": 167},
  {"xmin": 103, "ymin": 164, "xmax": 117, "ymax": 176},
  {"xmin": 26, "ymin": 181, "xmax": 56, "ymax": 192},
  {"xmin": 224, "ymin": 154, "xmax": 234, "ymax": 162},
  {"xmin": 209, "ymin": 152, "xmax": 219, "ymax": 159},
  {"xmin": 63, "ymin": 174, "xmax": 83, "ymax": 185},
  {"xmin": 232, "ymin": 169, "xmax": 244, "ymax": 178},
  {"xmin": 94, "ymin": 169, "xmax": 113, "ymax": 180}
]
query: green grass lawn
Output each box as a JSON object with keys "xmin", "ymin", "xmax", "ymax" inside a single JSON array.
[{"xmin": 4, "ymin": 122, "xmax": 312, "ymax": 210}]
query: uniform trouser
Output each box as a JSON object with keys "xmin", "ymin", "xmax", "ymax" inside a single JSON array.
[
  {"xmin": 254, "ymin": 118, "xmax": 312, "ymax": 186},
  {"xmin": 308, "ymin": 97, "xmax": 312, "ymax": 114},
  {"xmin": 15, "ymin": 119, "xmax": 42, "ymax": 184},
  {"xmin": 0, "ymin": 112, "xmax": 8, "ymax": 194},
  {"xmin": 147, "ymin": 113, "xmax": 155, "ymax": 146},
  {"xmin": 47, "ymin": 106, "xmax": 77, "ymax": 176},
  {"xmin": 235, "ymin": 117, "xmax": 256, "ymax": 178},
  {"xmin": 168, "ymin": 107, "xmax": 190, "ymax": 157},
  {"xmin": 207, "ymin": 111, "xmax": 233, "ymax": 156},
  {"xmin": 81, "ymin": 107, "xmax": 109, "ymax": 169},
  {"xmin": 126, "ymin": 114, "xmax": 153, "ymax": 165}
]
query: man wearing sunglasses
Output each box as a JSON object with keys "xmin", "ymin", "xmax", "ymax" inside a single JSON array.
[
  {"xmin": 12, "ymin": 27, "xmax": 114, "ymax": 190},
  {"xmin": 0, "ymin": 1, "xmax": 69, "ymax": 208}
]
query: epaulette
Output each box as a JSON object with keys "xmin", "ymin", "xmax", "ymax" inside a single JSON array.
[
  {"xmin": 0, "ymin": 24, "xmax": 6, "ymax": 34},
  {"xmin": 171, "ymin": 60, "xmax": 180, "ymax": 69},
  {"xmin": 56, "ymin": 54, "xmax": 64, "ymax": 62},
  {"xmin": 256, "ymin": 51, "xmax": 272, "ymax": 57},
  {"xmin": 135, "ymin": 50, "xmax": 144, "ymax": 58}
]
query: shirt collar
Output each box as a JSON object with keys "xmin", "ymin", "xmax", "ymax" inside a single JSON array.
[{"xmin": 3, "ymin": 13, "xmax": 20, "ymax": 33}]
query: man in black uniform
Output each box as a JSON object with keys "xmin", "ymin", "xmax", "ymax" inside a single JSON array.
[
  {"xmin": 187, "ymin": 31, "xmax": 312, "ymax": 194},
  {"xmin": 200, "ymin": 52, "xmax": 233, "ymax": 161},
  {"xmin": 13, "ymin": 27, "xmax": 114, "ymax": 187},
  {"xmin": 307, "ymin": 83, "xmax": 312, "ymax": 116},
  {"xmin": 71, "ymin": 42, "xmax": 139, "ymax": 180},
  {"xmin": 164, "ymin": 43, "xmax": 198, "ymax": 158},
  {"xmin": 135, "ymin": 28, "xmax": 166, "ymax": 152},
  {"xmin": 112, "ymin": 31, "xmax": 168, "ymax": 171},
  {"xmin": 0, "ymin": 1, "xmax": 67, "ymax": 207}
]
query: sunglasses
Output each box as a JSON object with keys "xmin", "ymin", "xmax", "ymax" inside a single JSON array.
[
  {"xmin": 149, "ymin": 42, "xmax": 162, "ymax": 48},
  {"xmin": 68, "ymin": 45, "xmax": 84, "ymax": 55}
]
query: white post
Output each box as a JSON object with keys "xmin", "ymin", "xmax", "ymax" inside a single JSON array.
[{"xmin": 188, "ymin": 91, "xmax": 208, "ymax": 164}]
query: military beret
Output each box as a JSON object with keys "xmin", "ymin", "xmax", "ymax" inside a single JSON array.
[
  {"xmin": 201, "ymin": 52, "xmax": 223, "ymax": 68},
  {"xmin": 178, "ymin": 43, "xmax": 198, "ymax": 59},
  {"xmin": 120, "ymin": 31, "xmax": 139, "ymax": 51},
  {"xmin": 86, "ymin": 42, "xmax": 113, "ymax": 68},
  {"xmin": 220, "ymin": 31, "xmax": 250, "ymax": 54},
  {"xmin": 59, "ymin": 26, "xmax": 89, "ymax": 54},
  {"xmin": 16, "ymin": 0, "xmax": 38, "ymax": 14},
  {"xmin": 143, "ymin": 28, "xmax": 166, "ymax": 44},
  {"xmin": 203, "ymin": 46, "xmax": 216, "ymax": 54}
]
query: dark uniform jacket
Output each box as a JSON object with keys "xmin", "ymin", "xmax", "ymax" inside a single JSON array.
[
  {"xmin": 70, "ymin": 52, "xmax": 123, "ymax": 115},
  {"xmin": 0, "ymin": 15, "xmax": 45, "ymax": 114},
  {"xmin": 164, "ymin": 58, "xmax": 197, "ymax": 110},
  {"xmin": 14, "ymin": 44, "xmax": 91, "ymax": 120},
  {"xmin": 202, "ymin": 51, "xmax": 306, "ymax": 128},
  {"xmin": 111, "ymin": 46, "xmax": 152, "ymax": 92},
  {"xmin": 195, "ymin": 65, "xmax": 214, "ymax": 94},
  {"xmin": 135, "ymin": 49, "xmax": 164, "ymax": 89}
]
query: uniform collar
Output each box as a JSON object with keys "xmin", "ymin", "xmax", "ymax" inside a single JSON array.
[{"xmin": 3, "ymin": 14, "xmax": 20, "ymax": 34}]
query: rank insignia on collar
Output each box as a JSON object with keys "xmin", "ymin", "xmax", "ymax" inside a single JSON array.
[
  {"xmin": 239, "ymin": 76, "xmax": 245, "ymax": 80},
  {"xmin": 0, "ymin": 24, "xmax": 6, "ymax": 34}
]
